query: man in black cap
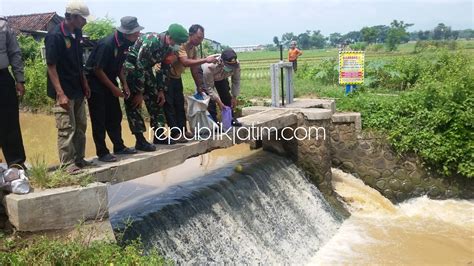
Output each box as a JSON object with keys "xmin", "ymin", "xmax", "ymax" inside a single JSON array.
[
  {"xmin": 85, "ymin": 16, "xmax": 143, "ymax": 162},
  {"xmin": 200, "ymin": 48, "xmax": 242, "ymax": 126}
]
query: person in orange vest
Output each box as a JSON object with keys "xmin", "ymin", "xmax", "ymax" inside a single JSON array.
[{"xmin": 288, "ymin": 40, "xmax": 303, "ymax": 72}]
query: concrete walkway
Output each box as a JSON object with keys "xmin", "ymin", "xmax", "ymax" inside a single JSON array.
[
  {"xmin": 86, "ymin": 108, "xmax": 299, "ymax": 184},
  {"xmin": 3, "ymin": 99, "xmax": 337, "ymax": 232}
]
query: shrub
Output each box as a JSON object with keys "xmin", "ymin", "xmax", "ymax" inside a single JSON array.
[
  {"xmin": 386, "ymin": 52, "xmax": 473, "ymax": 177},
  {"xmin": 349, "ymin": 42, "xmax": 367, "ymax": 51},
  {"xmin": 82, "ymin": 17, "xmax": 115, "ymax": 40},
  {"xmin": 22, "ymin": 58, "xmax": 52, "ymax": 110},
  {"xmin": 16, "ymin": 35, "xmax": 42, "ymax": 62},
  {"xmin": 366, "ymin": 44, "xmax": 384, "ymax": 52},
  {"xmin": 297, "ymin": 58, "xmax": 338, "ymax": 85},
  {"xmin": 339, "ymin": 51, "xmax": 474, "ymax": 178},
  {"xmin": 364, "ymin": 55, "xmax": 425, "ymax": 91},
  {"xmin": 414, "ymin": 40, "xmax": 457, "ymax": 53}
]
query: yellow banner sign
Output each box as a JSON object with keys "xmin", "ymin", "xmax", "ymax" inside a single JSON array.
[{"xmin": 339, "ymin": 51, "xmax": 365, "ymax": 85}]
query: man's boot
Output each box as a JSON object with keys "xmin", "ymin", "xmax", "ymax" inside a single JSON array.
[{"xmin": 135, "ymin": 133, "xmax": 156, "ymax": 152}]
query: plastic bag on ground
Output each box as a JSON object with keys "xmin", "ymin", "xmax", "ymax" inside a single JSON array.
[
  {"xmin": 11, "ymin": 170, "xmax": 30, "ymax": 194},
  {"xmin": 187, "ymin": 93, "xmax": 218, "ymax": 138},
  {"xmin": 3, "ymin": 168, "xmax": 20, "ymax": 182},
  {"xmin": 0, "ymin": 167, "xmax": 30, "ymax": 194}
]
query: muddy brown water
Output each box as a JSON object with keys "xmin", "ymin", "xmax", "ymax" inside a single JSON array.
[
  {"xmin": 2, "ymin": 113, "xmax": 473, "ymax": 264},
  {"xmin": 1, "ymin": 112, "xmax": 137, "ymax": 166}
]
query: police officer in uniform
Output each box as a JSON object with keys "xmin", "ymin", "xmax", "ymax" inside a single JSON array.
[
  {"xmin": 200, "ymin": 48, "xmax": 242, "ymax": 127},
  {"xmin": 0, "ymin": 16, "xmax": 26, "ymax": 169}
]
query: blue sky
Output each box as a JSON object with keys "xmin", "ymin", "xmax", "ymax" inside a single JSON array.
[{"xmin": 1, "ymin": 0, "xmax": 473, "ymax": 46}]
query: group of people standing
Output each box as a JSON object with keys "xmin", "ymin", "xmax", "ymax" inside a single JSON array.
[{"xmin": 1, "ymin": 1, "xmax": 242, "ymax": 174}]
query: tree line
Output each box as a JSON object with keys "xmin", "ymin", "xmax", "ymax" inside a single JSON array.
[{"xmin": 272, "ymin": 21, "xmax": 474, "ymax": 51}]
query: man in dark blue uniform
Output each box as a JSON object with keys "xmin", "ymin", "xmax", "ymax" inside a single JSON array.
[{"xmin": 85, "ymin": 17, "xmax": 143, "ymax": 162}]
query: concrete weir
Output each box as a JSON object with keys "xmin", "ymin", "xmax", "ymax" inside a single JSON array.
[{"xmin": 3, "ymin": 99, "xmax": 353, "ymax": 232}]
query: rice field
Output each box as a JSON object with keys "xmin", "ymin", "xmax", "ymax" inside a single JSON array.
[{"xmin": 182, "ymin": 40, "xmax": 474, "ymax": 98}]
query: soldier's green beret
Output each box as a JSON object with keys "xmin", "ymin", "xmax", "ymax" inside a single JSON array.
[{"xmin": 167, "ymin": 23, "xmax": 188, "ymax": 44}]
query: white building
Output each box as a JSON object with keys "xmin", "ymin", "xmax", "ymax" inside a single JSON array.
[{"xmin": 231, "ymin": 44, "xmax": 265, "ymax": 52}]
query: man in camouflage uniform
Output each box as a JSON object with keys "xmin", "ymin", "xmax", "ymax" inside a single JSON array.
[{"xmin": 123, "ymin": 24, "xmax": 188, "ymax": 151}]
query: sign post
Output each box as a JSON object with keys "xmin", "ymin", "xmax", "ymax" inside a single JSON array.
[{"xmin": 339, "ymin": 51, "xmax": 364, "ymax": 95}]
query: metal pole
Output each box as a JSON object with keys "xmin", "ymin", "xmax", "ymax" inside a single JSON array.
[
  {"xmin": 280, "ymin": 44, "xmax": 284, "ymax": 106},
  {"xmin": 199, "ymin": 43, "xmax": 203, "ymax": 58}
]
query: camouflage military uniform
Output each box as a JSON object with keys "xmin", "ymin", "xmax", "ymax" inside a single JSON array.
[{"xmin": 123, "ymin": 32, "xmax": 174, "ymax": 134}]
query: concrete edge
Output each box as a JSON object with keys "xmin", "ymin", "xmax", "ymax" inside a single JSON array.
[
  {"xmin": 331, "ymin": 112, "xmax": 362, "ymax": 131},
  {"xmin": 299, "ymin": 109, "xmax": 333, "ymax": 121},
  {"xmin": 4, "ymin": 182, "xmax": 108, "ymax": 231}
]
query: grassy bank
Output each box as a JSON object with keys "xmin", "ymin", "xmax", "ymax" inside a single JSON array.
[{"xmin": 0, "ymin": 233, "xmax": 168, "ymax": 265}]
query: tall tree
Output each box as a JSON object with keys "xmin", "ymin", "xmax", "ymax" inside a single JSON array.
[
  {"xmin": 273, "ymin": 36, "xmax": 280, "ymax": 46},
  {"xmin": 343, "ymin": 31, "xmax": 362, "ymax": 43},
  {"xmin": 386, "ymin": 20, "xmax": 413, "ymax": 51},
  {"xmin": 373, "ymin": 25, "xmax": 390, "ymax": 43},
  {"xmin": 310, "ymin": 30, "xmax": 326, "ymax": 49},
  {"xmin": 361, "ymin": 26, "xmax": 378, "ymax": 44},
  {"xmin": 417, "ymin": 30, "xmax": 431, "ymax": 40},
  {"xmin": 297, "ymin": 31, "xmax": 311, "ymax": 49},
  {"xmin": 451, "ymin": 30, "xmax": 460, "ymax": 40},
  {"xmin": 433, "ymin": 23, "xmax": 452, "ymax": 40},
  {"xmin": 281, "ymin": 32, "xmax": 296, "ymax": 47},
  {"xmin": 329, "ymin": 32, "xmax": 343, "ymax": 47}
]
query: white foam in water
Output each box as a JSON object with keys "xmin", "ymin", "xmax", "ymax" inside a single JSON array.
[
  {"xmin": 127, "ymin": 157, "xmax": 343, "ymax": 264},
  {"xmin": 310, "ymin": 168, "xmax": 474, "ymax": 265},
  {"xmin": 115, "ymin": 158, "xmax": 474, "ymax": 264},
  {"xmin": 397, "ymin": 196, "xmax": 474, "ymax": 228}
]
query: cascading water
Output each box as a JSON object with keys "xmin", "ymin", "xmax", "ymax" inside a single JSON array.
[
  {"xmin": 109, "ymin": 147, "xmax": 474, "ymax": 264},
  {"xmin": 311, "ymin": 168, "xmax": 474, "ymax": 265},
  {"xmin": 110, "ymin": 152, "xmax": 344, "ymax": 264}
]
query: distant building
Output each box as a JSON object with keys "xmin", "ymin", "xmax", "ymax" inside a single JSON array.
[
  {"xmin": 231, "ymin": 44, "xmax": 265, "ymax": 52},
  {"xmin": 6, "ymin": 12, "xmax": 96, "ymax": 61},
  {"xmin": 6, "ymin": 12, "xmax": 63, "ymax": 40}
]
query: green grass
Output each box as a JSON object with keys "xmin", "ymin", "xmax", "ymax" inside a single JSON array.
[
  {"xmin": 237, "ymin": 48, "xmax": 337, "ymax": 61},
  {"xmin": 0, "ymin": 235, "xmax": 169, "ymax": 265},
  {"xmin": 28, "ymin": 156, "xmax": 94, "ymax": 189}
]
